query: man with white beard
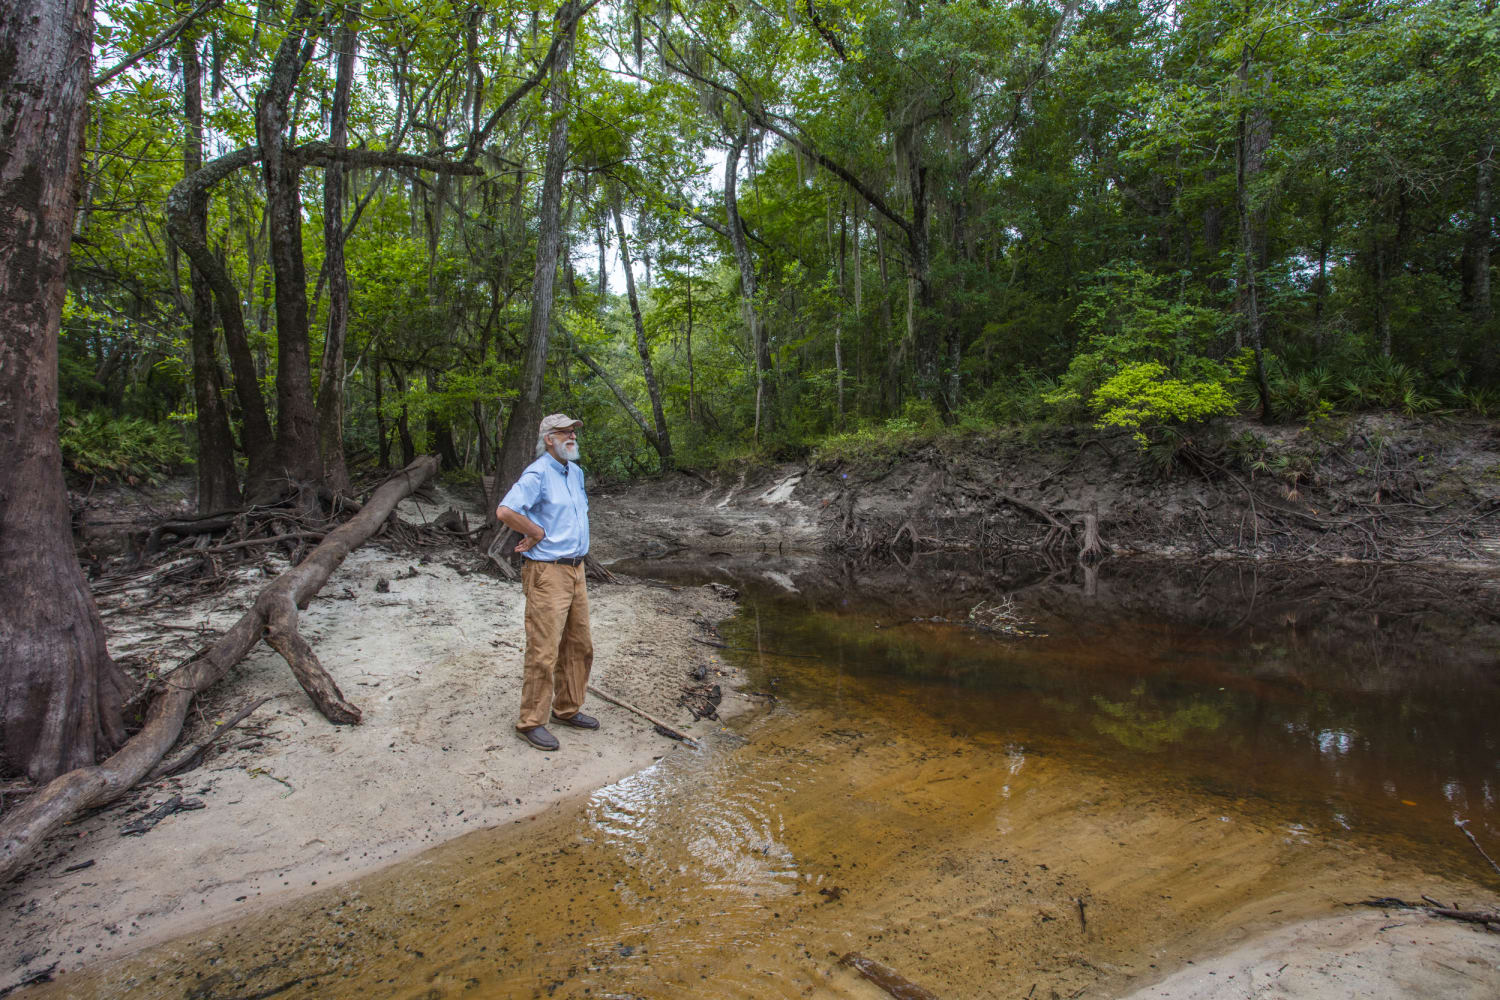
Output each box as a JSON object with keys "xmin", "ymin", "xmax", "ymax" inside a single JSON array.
[{"xmin": 495, "ymin": 413, "xmax": 596, "ymax": 751}]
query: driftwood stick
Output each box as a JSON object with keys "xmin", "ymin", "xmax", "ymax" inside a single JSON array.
[
  {"xmin": 1457, "ymin": 819, "xmax": 1500, "ymax": 877},
  {"xmin": 838, "ymin": 952, "xmax": 942, "ymax": 1000},
  {"xmin": 584, "ymin": 553, "xmax": 619, "ymax": 584},
  {"xmin": 90, "ymin": 556, "xmax": 202, "ymax": 595},
  {"xmin": 199, "ymin": 531, "xmax": 326, "ymax": 554},
  {"xmin": 119, "ymin": 794, "xmax": 205, "ymax": 836},
  {"xmin": 0, "ymin": 457, "xmax": 439, "ymax": 885},
  {"xmin": 1359, "ymin": 897, "xmax": 1500, "ymax": 929},
  {"xmin": 586, "ymin": 684, "xmax": 699, "ymax": 748},
  {"xmin": 483, "ymin": 528, "xmax": 520, "ymax": 580},
  {"xmin": 149, "ymin": 695, "xmax": 273, "ymax": 779}
]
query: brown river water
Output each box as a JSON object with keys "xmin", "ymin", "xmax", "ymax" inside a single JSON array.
[{"xmin": 29, "ymin": 558, "xmax": 1500, "ymax": 998}]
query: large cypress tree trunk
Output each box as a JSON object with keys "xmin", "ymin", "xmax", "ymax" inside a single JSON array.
[
  {"xmin": 180, "ymin": 31, "xmax": 241, "ymax": 512},
  {"xmin": 493, "ymin": 1, "xmax": 578, "ymax": 506},
  {"xmin": 0, "ymin": 0, "xmax": 132, "ymax": 783},
  {"xmin": 315, "ymin": 5, "xmax": 360, "ymax": 495},
  {"xmin": 611, "ymin": 198, "xmax": 673, "ymax": 471}
]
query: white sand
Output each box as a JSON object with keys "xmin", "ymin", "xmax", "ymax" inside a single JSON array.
[{"xmin": 1117, "ymin": 907, "xmax": 1500, "ymax": 999}]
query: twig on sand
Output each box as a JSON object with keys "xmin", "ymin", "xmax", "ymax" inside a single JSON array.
[
  {"xmin": 149, "ymin": 695, "xmax": 274, "ymax": 779},
  {"xmin": 1457, "ymin": 819, "xmax": 1500, "ymax": 877},
  {"xmin": 120, "ymin": 794, "xmax": 205, "ymax": 835},
  {"xmin": 837, "ymin": 952, "xmax": 942, "ymax": 999},
  {"xmin": 247, "ymin": 766, "xmax": 296, "ymax": 797},
  {"xmin": 586, "ymin": 684, "xmax": 699, "ymax": 748}
]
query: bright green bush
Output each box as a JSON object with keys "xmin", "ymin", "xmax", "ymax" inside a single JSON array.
[
  {"xmin": 1045, "ymin": 263, "xmax": 1245, "ymax": 444},
  {"xmin": 1088, "ymin": 362, "xmax": 1241, "ymax": 446},
  {"xmin": 59, "ymin": 410, "xmax": 190, "ymax": 483}
]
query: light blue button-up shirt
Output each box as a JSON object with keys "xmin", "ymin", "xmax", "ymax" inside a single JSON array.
[{"xmin": 499, "ymin": 453, "xmax": 590, "ymax": 561}]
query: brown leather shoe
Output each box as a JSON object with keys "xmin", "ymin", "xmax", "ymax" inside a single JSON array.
[
  {"xmin": 550, "ymin": 711, "xmax": 599, "ymax": 730},
  {"xmin": 517, "ymin": 725, "xmax": 559, "ymax": 750}
]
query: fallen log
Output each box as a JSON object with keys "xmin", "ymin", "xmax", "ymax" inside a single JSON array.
[{"xmin": 0, "ymin": 456, "xmax": 438, "ymax": 885}]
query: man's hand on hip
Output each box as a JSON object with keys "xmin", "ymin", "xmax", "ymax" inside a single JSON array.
[{"xmin": 496, "ymin": 506, "xmax": 545, "ymax": 553}]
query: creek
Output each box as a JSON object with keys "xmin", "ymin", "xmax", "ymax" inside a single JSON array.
[{"xmin": 32, "ymin": 557, "xmax": 1500, "ymax": 999}]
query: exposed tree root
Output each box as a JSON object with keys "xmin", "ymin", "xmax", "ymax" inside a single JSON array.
[
  {"xmin": 0, "ymin": 457, "xmax": 438, "ymax": 885},
  {"xmin": 834, "ymin": 486, "xmax": 1110, "ymax": 567}
]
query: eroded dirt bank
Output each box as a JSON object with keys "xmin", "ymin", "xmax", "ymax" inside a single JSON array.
[{"xmin": 589, "ymin": 414, "xmax": 1500, "ymax": 568}]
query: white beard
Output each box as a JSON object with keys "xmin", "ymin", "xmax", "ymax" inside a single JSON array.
[{"xmin": 559, "ymin": 440, "xmax": 580, "ymax": 463}]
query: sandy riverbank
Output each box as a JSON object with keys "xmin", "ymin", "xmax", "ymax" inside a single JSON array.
[{"xmin": 0, "ymin": 512, "xmax": 744, "ymax": 993}]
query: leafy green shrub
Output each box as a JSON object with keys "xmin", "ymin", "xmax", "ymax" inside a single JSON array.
[
  {"xmin": 1087, "ymin": 361, "xmax": 1242, "ymax": 446},
  {"xmin": 1044, "ymin": 263, "xmax": 1245, "ymax": 445},
  {"xmin": 59, "ymin": 410, "xmax": 190, "ymax": 483}
]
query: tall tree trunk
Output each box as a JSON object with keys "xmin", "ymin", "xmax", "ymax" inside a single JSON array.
[
  {"xmin": 1464, "ymin": 137, "xmax": 1494, "ymax": 380},
  {"xmin": 1235, "ymin": 50, "xmax": 1272, "ymax": 420},
  {"xmin": 374, "ymin": 361, "xmax": 390, "ymax": 468},
  {"xmin": 724, "ymin": 128, "xmax": 770, "ymax": 440},
  {"xmin": 257, "ymin": 0, "xmax": 324, "ymax": 489},
  {"xmin": 611, "ymin": 198, "xmax": 674, "ymax": 471},
  {"xmin": 493, "ymin": 1, "xmax": 578, "ymax": 510},
  {"xmin": 840, "ymin": 200, "xmax": 852, "ymax": 419},
  {"xmin": 0, "ymin": 0, "xmax": 131, "ymax": 783},
  {"xmin": 316, "ymin": 4, "xmax": 360, "ymax": 494},
  {"xmin": 1470, "ymin": 140, "xmax": 1494, "ymax": 383},
  {"xmin": 426, "ymin": 369, "xmax": 461, "ymax": 470},
  {"xmin": 685, "ymin": 276, "xmax": 696, "ymax": 422},
  {"xmin": 1311, "ymin": 171, "xmax": 1332, "ymax": 334},
  {"xmin": 180, "ymin": 30, "xmax": 240, "ymax": 512},
  {"xmin": 166, "ymin": 156, "xmax": 277, "ymax": 499},
  {"xmin": 391, "ymin": 365, "xmax": 416, "ymax": 467}
]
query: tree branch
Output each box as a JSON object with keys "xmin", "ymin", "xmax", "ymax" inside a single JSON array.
[
  {"xmin": 92, "ymin": 0, "xmax": 226, "ymax": 89},
  {"xmin": 463, "ymin": 0, "xmax": 602, "ymax": 163},
  {"xmin": 658, "ymin": 38, "xmax": 918, "ymax": 249}
]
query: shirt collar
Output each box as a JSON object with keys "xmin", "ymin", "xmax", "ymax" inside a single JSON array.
[{"xmin": 546, "ymin": 452, "xmax": 568, "ymax": 476}]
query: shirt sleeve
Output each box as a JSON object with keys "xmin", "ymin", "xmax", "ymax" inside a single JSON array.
[{"xmin": 499, "ymin": 468, "xmax": 542, "ymax": 516}]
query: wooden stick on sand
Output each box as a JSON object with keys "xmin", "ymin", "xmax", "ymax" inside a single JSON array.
[{"xmin": 586, "ymin": 684, "xmax": 699, "ymax": 748}]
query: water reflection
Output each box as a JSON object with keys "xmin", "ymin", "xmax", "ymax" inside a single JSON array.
[{"xmin": 697, "ymin": 555, "xmax": 1500, "ymax": 868}]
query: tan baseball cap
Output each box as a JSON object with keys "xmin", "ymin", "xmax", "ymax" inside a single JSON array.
[{"xmin": 539, "ymin": 413, "xmax": 583, "ymax": 436}]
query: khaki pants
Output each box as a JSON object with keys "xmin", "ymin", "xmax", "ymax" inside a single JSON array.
[{"xmin": 517, "ymin": 560, "xmax": 593, "ymax": 730}]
